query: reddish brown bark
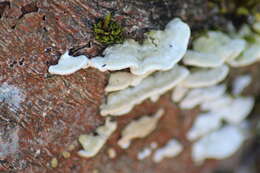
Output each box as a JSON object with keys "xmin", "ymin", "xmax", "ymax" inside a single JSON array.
[{"xmin": 0, "ymin": 0, "xmax": 259, "ymax": 173}]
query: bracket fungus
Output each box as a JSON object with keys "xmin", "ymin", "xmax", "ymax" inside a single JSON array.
[
  {"xmin": 192, "ymin": 125, "xmax": 248, "ymax": 164},
  {"xmin": 48, "ymin": 51, "xmax": 89, "ymax": 75},
  {"xmin": 101, "ymin": 65, "xmax": 189, "ymax": 116},
  {"xmin": 179, "ymin": 85, "xmax": 226, "ymax": 109},
  {"xmin": 187, "ymin": 112, "xmax": 223, "ymax": 141},
  {"xmin": 89, "ymin": 18, "xmax": 190, "ymax": 75},
  {"xmin": 183, "ymin": 32, "xmax": 246, "ymax": 68},
  {"xmin": 153, "ymin": 139, "xmax": 183, "ymax": 163},
  {"xmin": 44, "ymin": 17, "xmax": 260, "ymax": 165},
  {"xmin": 171, "ymin": 86, "xmax": 189, "ymax": 103},
  {"xmin": 187, "ymin": 95, "xmax": 254, "ymax": 141},
  {"xmin": 180, "ymin": 65, "xmax": 229, "ymax": 88},
  {"xmin": 232, "ymin": 75, "xmax": 252, "ymax": 95},
  {"xmin": 105, "ymin": 71, "xmax": 152, "ymax": 92},
  {"xmin": 78, "ymin": 118, "xmax": 117, "ymax": 158},
  {"xmin": 118, "ymin": 109, "xmax": 164, "ymax": 149},
  {"xmin": 227, "ymin": 25, "xmax": 260, "ymax": 67}
]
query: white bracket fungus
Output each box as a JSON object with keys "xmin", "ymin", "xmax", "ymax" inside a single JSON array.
[
  {"xmin": 137, "ymin": 147, "xmax": 152, "ymax": 160},
  {"xmin": 171, "ymin": 86, "xmax": 189, "ymax": 103},
  {"xmin": 180, "ymin": 65, "xmax": 229, "ymax": 88},
  {"xmin": 187, "ymin": 95, "xmax": 254, "ymax": 141},
  {"xmin": 183, "ymin": 32, "xmax": 246, "ymax": 68},
  {"xmin": 89, "ymin": 18, "xmax": 190, "ymax": 75},
  {"xmin": 187, "ymin": 112, "xmax": 223, "ymax": 141},
  {"xmin": 78, "ymin": 118, "xmax": 117, "ymax": 158},
  {"xmin": 101, "ymin": 65, "xmax": 189, "ymax": 116},
  {"xmin": 153, "ymin": 139, "xmax": 183, "ymax": 163},
  {"xmin": 105, "ymin": 71, "xmax": 152, "ymax": 92},
  {"xmin": 179, "ymin": 85, "xmax": 226, "ymax": 109},
  {"xmin": 227, "ymin": 43, "xmax": 260, "ymax": 67},
  {"xmin": 227, "ymin": 25, "xmax": 260, "ymax": 67},
  {"xmin": 192, "ymin": 125, "xmax": 248, "ymax": 164},
  {"xmin": 200, "ymin": 95, "xmax": 233, "ymax": 112},
  {"xmin": 48, "ymin": 51, "xmax": 89, "ymax": 75},
  {"xmin": 213, "ymin": 97, "xmax": 254, "ymax": 124},
  {"xmin": 137, "ymin": 142, "xmax": 158, "ymax": 160},
  {"xmin": 118, "ymin": 109, "xmax": 164, "ymax": 149},
  {"xmin": 232, "ymin": 75, "xmax": 252, "ymax": 95}
]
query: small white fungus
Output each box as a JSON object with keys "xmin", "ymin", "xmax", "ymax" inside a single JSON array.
[
  {"xmin": 78, "ymin": 118, "xmax": 117, "ymax": 158},
  {"xmin": 101, "ymin": 65, "xmax": 189, "ymax": 116},
  {"xmin": 180, "ymin": 65, "xmax": 229, "ymax": 88},
  {"xmin": 187, "ymin": 112, "xmax": 223, "ymax": 141},
  {"xmin": 118, "ymin": 109, "xmax": 164, "ymax": 149},
  {"xmin": 171, "ymin": 85, "xmax": 189, "ymax": 103},
  {"xmin": 153, "ymin": 139, "xmax": 183, "ymax": 163},
  {"xmin": 48, "ymin": 51, "xmax": 89, "ymax": 75},
  {"xmin": 183, "ymin": 32, "xmax": 246, "ymax": 67},
  {"xmin": 192, "ymin": 125, "xmax": 247, "ymax": 164},
  {"xmin": 105, "ymin": 71, "xmax": 152, "ymax": 92},
  {"xmin": 179, "ymin": 84, "xmax": 226, "ymax": 109},
  {"xmin": 232, "ymin": 75, "xmax": 252, "ymax": 95},
  {"xmin": 137, "ymin": 147, "xmax": 152, "ymax": 160}
]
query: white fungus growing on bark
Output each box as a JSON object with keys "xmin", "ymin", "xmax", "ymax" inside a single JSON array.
[
  {"xmin": 118, "ymin": 109, "xmax": 164, "ymax": 149},
  {"xmin": 48, "ymin": 51, "xmax": 89, "ymax": 75},
  {"xmin": 78, "ymin": 118, "xmax": 117, "ymax": 158}
]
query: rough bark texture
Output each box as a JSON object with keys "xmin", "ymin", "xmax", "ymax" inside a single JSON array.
[{"xmin": 0, "ymin": 0, "xmax": 259, "ymax": 173}]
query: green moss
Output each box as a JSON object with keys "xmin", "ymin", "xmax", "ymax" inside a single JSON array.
[{"xmin": 93, "ymin": 13, "xmax": 124, "ymax": 45}]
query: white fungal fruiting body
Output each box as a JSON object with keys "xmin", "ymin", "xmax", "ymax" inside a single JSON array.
[
  {"xmin": 192, "ymin": 125, "xmax": 247, "ymax": 164},
  {"xmin": 118, "ymin": 109, "xmax": 164, "ymax": 149},
  {"xmin": 101, "ymin": 65, "xmax": 189, "ymax": 116},
  {"xmin": 187, "ymin": 95, "xmax": 254, "ymax": 141},
  {"xmin": 137, "ymin": 142, "xmax": 158, "ymax": 160},
  {"xmin": 179, "ymin": 85, "xmax": 226, "ymax": 109},
  {"xmin": 180, "ymin": 65, "xmax": 229, "ymax": 88},
  {"xmin": 171, "ymin": 86, "xmax": 189, "ymax": 103},
  {"xmin": 183, "ymin": 32, "xmax": 246, "ymax": 68},
  {"xmin": 48, "ymin": 51, "xmax": 89, "ymax": 75},
  {"xmin": 214, "ymin": 97, "xmax": 254, "ymax": 124},
  {"xmin": 105, "ymin": 71, "xmax": 152, "ymax": 92},
  {"xmin": 187, "ymin": 112, "xmax": 223, "ymax": 141},
  {"xmin": 78, "ymin": 118, "xmax": 117, "ymax": 158},
  {"xmin": 137, "ymin": 148, "xmax": 152, "ymax": 160},
  {"xmin": 227, "ymin": 26, "xmax": 260, "ymax": 67},
  {"xmin": 153, "ymin": 139, "xmax": 183, "ymax": 163},
  {"xmin": 200, "ymin": 95, "xmax": 233, "ymax": 112},
  {"xmin": 232, "ymin": 75, "xmax": 252, "ymax": 95},
  {"xmin": 89, "ymin": 18, "xmax": 191, "ymax": 75},
  {"xmin": 227, "ymin": 43, "xmax": 260, "ymax": 67}
]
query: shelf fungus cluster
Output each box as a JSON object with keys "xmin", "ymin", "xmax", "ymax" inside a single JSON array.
[{"xmin": 48, "ymin": 19, "xmax": 260, "ymax": 162}]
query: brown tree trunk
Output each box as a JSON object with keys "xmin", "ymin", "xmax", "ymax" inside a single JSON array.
[{"xmin": 0, "ymin": 0, "xmax": 259, "ymax": 173}]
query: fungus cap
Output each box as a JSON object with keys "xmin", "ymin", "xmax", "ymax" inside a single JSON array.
[
  {"xmin": 118, "ymin": 109, "xmax": 164, "ymax": 149},
  {"xmin": 105, "ymin": 71, "xmax": 152, "ymax": 92},
  {"xmin": 78, "ymin": 118, "xmax": 117, "ymax": 158},
  {"xmin": 101, "ymin": 65, "xmax": 189, "ymax": 116},
  {"xmin": 192, "ymin": 125, "xmax": 247, "ymax": 164},
  {"xmin": 90, "ymin": 18, "xmax": 191, "ymax": 75},
  {"xmin": 171, "ymin": 85, "xmax": 189, "ymax": 103},
  {"xmin": 179, "ymin": 84, "xmax": 226, "ymax": 109},
  {"xmin": 153, "ymin": 139, "xmax": 183, "ymax": 163},
  {"xmin": 48, "ymin": 51, "xmax": 89, "ymax": 75},
  {"xmin": 180, "ymin": 65, "xmax": 229, "ymax": 88}
]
